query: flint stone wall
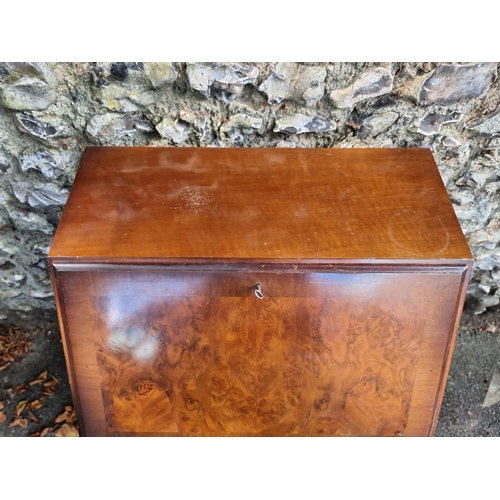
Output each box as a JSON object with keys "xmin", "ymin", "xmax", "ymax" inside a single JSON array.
[{"xmin": 0, "ymin": 62, "xmax": 499, "ymax": 319}]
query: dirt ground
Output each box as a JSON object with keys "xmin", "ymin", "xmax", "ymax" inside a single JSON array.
[{"xmin": 0, "ymin": 303, "xmax": 499, "ymax": 437}]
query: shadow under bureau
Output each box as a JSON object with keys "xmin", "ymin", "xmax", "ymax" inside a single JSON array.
[{"xmin": 48, "ymin": 147, "xmax": 472, "ymax": 436}]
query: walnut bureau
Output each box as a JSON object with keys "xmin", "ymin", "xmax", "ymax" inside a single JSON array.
[{"xmin": 48, "ymin": 147, "xmax": 472, "ymax": 437}]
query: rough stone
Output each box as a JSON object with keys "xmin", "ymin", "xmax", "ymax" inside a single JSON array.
[
  {"xmin": 330, "ymin": 66, "xmax": 393, "ymax": 109},
  {"xmin": 0, "ymin": 77, "xmax": 55, "ymax": 110},
  {"xmin": 418, "ymin": 63, "xmax": 497, "ymax": 106},
  {"xmin": 28, "ymin": 184, "xmax": 69, "ymax": 208},
  {"xmin": 15, "ymin": 114, "xmax": 72, "ymax": 141},
  {"xmin": 0, "ymin": 149, "xmax": 15, "ymax": 173},
  {"xmin": 0, "ymin": 289, "xmax": 22, "ymax": 300},
  {"xmin": 1, "ymin": 270, "xmax": 26, "ymax": 287},
  {"xmin": 155, "ymin": 117, "xmax": 190, "ymax": 144},
  {"xmin": 259, "ymin": 63, "xmax": 327, "ymax": 107},
  {"xmin": 467, "ymin": 108, "xmax": 500, "ymax": 135},
  {"xmin": 1, "ymin": 62, "xmax": 500, "ymax": 314},
  {"xmin": 11, "ymin": 180, "xmax": 31, "ymax": 204},
  {"xmin": 220, "ymin": 113, "xmax": 263, "ymax": 135},
  {"xmin": 357, "ymin": 112, "xmax": 399, "ymax": 139},
  {"xmin": 179, "ymin": 110, "xmax": 211, "ymax": 141},
  {"xmin": 0, "ymin": 63, "xmax": 55, "ymax": 85},
  {"xmin": 93, "ymin": 85, "xmax": 160, "ymax": 112},
  {"xmin": 86, "ymin": 113, "xmax": 154, "ymax": 144},
  {"xmin": 144, "ymin": 62, "xmax": 177, "ymax": 88},
  {"xmin": 417, "ymin": 112, "xmax": 462, "ymax": 136},
  {"xmin": 5, "ymin": 207, "xmax": 54, "ymax": 234},
  {"xmin": 186, "ymin": 63, "xmax": 258, "ymax": 103},
  {"xmin": 274, "ymin": 114, "xmax": 335, "ymax": 134},
  {"xmin": 442, "ymin": 136, "xmax": 461, "ymax": 148},
  {"xmin": 21, "ymin": 150, "xmax": 61, "ymax": 180},
  {"xmin": 91, "ymin": 62, "xmax": 161, "ymax": 112}
]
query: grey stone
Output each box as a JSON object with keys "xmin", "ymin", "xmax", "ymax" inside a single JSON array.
[
  {"xmin": 28, "ymin": 288, "xmax": 54, "ymax": 298},
  {"xmin": 5, "ymin": 207, "xmax": 54, "ymax": 234},
  {"xmin": 28, "ymin": 184, "xmax": 69, "ymax": 208},
  {"xmin": 21, "ymin": 150, "xmax": 61, "ymax": 180},
  {"xmin": 179, "ymin": 110, "xmax": 211, "ymax": 141},
  {"xmin": 330, "ymin": 67, "xmax": 393, "ymax": 109},
  {"xmin": 274, "ymin": 113, "xmax": 336, "ymax": 134},
  {"xmin": 417, "ymin": 112, "xmax": 462, "ymax": 136},
  {"xmin": 0, "ymin": 289, "xmax": 22, "ymax": 300},
  {"xmin": 86, "ymin": 113, "xmax": 154, "ymax": 144},
  {"xmin": 91, "ymin": 62, "xmax": 160, "ymax": 111},
  {"xmin": 0, "ymin": 149, "xmax": 15, "ymax": 173},
  {"xmin": 357, "ymin": 112, "xmax": 399, "ymax": 139},
  {"xmin": 220, "ymin": 113, "xmax": 263, "ymax": 135},
  {"xmin": 11, "ymin": 180, "xmax": 31, "ymax": 204},
  {"xmin": 418, "ymin": 63, "xmax": 497, "ymax": 106},
  {"xmin": 0, "ymin": 76, "xmax": 55, "ymax": 110},
  {"xmin": 93, "ymin": 85, "xmax": 159, "ymax": 112},
  {"xmin": 15, "ymin": 114, "xmax": 72, "ymax": 141},
  {"xmin": 1, "ymin": 270, "xmax": 26, "ymax": 287},
  {"xmin": 442, "ymin": 136, "xmax": 461, "ymax": 148},
  {"xmin": 467, "ymin": 108, "xmax": 500, "ymax": 135},
  {"xmin": 144, "ymin": 62, "xmax": 177, "ymax": 88},
  {"xmin": 186, "ymin": 63, "xmax": 258, "ymax": 103},
  {"xmin": 259, "ymin": 63, "xmax": 327, "ymax": 107},
  {"xmin": 0, "ymin": 63, "xmax": 55, "ymax": 85},
  {"xmin": 155, "ymin": 117, "xmax": 190, "ymax": 144}
]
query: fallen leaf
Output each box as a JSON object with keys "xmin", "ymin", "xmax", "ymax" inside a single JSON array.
[
  {"xmin": 54, "ymin": 411, "xmax": 69, "ymax": 424},
  {"xmin": 29, "ymin": 370, "xmax": 48, "ymax": 385},
  {"xmin": 54, "ymin": 423, "xmax": 79, "ymax": 437},
  {"xmin": 467, "ymin": 411, "xmax": 474, "ymax": 418},
  {"xmin": 41, "ymin": 387, "xmax": 54, "ymax": 396},
  {"xmin": 28, "ymin": 410, "xmax": 38, "ymax": 423},
  {"xmin": 0, "ymin": 411, "xmax": 6, "ymax": 424},
  {"xmin": 0, "ymin": 401, "xmax": 4, "ymax": 410},
  {"xmin": 0, "ymin": 325, "xmax": 31, "ymax": 370},
  {"xmin": 40, "ymin": 427, "xmax": 51, "ymax": 437},
  {"xmin": 28, "ymin": 432, "xmax": 41, "ymax": 437},
  {"xmin": 29, "ymin": 400, "xmax": 42, "ymax": 411},
  {"xmin": 15, "ymin": 400, "xmax": 27, "ymax": 417},
  {"xmin": 9, "ymin": 417, "xmax": 28, "ymax": 429},
  {"xmin": 6, "ymin": 388, "xmax": 13, "ymax": 398},
  {"xmin": 486, "ymin": 323, "xmax": 498, "ymax": 333},
  {"xmin": 43, "ymin": 378, "xmax": 60, "ymax": 390},
  {"xmin": 15, "ymin": 383, "xmax": 29, "ymax": 394}
]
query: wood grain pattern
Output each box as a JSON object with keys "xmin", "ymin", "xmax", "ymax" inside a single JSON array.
[
  {"xmin": 48, "ymin": 147, "xmax": 472, "ymax": 262},
  {"xmin": 51, "ymin": 268, "xmax": 464, "ymax": 436}
]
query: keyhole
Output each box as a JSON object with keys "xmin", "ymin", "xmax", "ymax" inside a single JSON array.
[{"xmin": 254, "ymin": 282, "xmax": 263, "ymax": 299}]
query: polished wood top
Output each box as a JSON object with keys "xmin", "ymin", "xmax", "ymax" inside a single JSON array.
[{"xmin": 49, "ymin": 147, "xmax": 472, "ymax": 262}]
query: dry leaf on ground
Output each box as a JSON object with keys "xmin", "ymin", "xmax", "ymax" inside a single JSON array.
[
  {"xmin": 15, "ymin": 400, "xmax": 27, "ymax": 416},
  {"xmin": 485, "ymin": 323, "xmax": 498, "ymax": 333},
  {"xmin": 29, "ymin": 370, "xmax": 48, "ymax": 385},
  {"xmin": 29, "ymin": 400, "xmax": 42, "ymax": 411},
  {"xmin": 0, "ymin": 401, "xmax": 4, "ymax": 410},
  {"xmin": 9, "ymin": 417, "xmax": 28, "ymax": 429},
  {"xmin": 54, "ymin": 423, "xmax": 79, "ymax": 437},
  {"xmin": 0, "ymin": 326, "xmax": 31, "ymax": 371},
  {"xmin": 0, "ymin": 411, "xmax": 6, "ymax": 424},
  {"xmin": 15, "ymin": 383, "xmax": 29, "ymax": 394}
]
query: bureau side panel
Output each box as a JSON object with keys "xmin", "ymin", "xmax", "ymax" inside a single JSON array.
[{"xmin": 55, "ymin": 267, "xmax": 465, "ymax": 437}]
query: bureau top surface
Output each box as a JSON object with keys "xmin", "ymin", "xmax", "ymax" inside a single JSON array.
[{"xmin": 49, "ymin": 147, "xmax": 472, "ymax": 262}]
